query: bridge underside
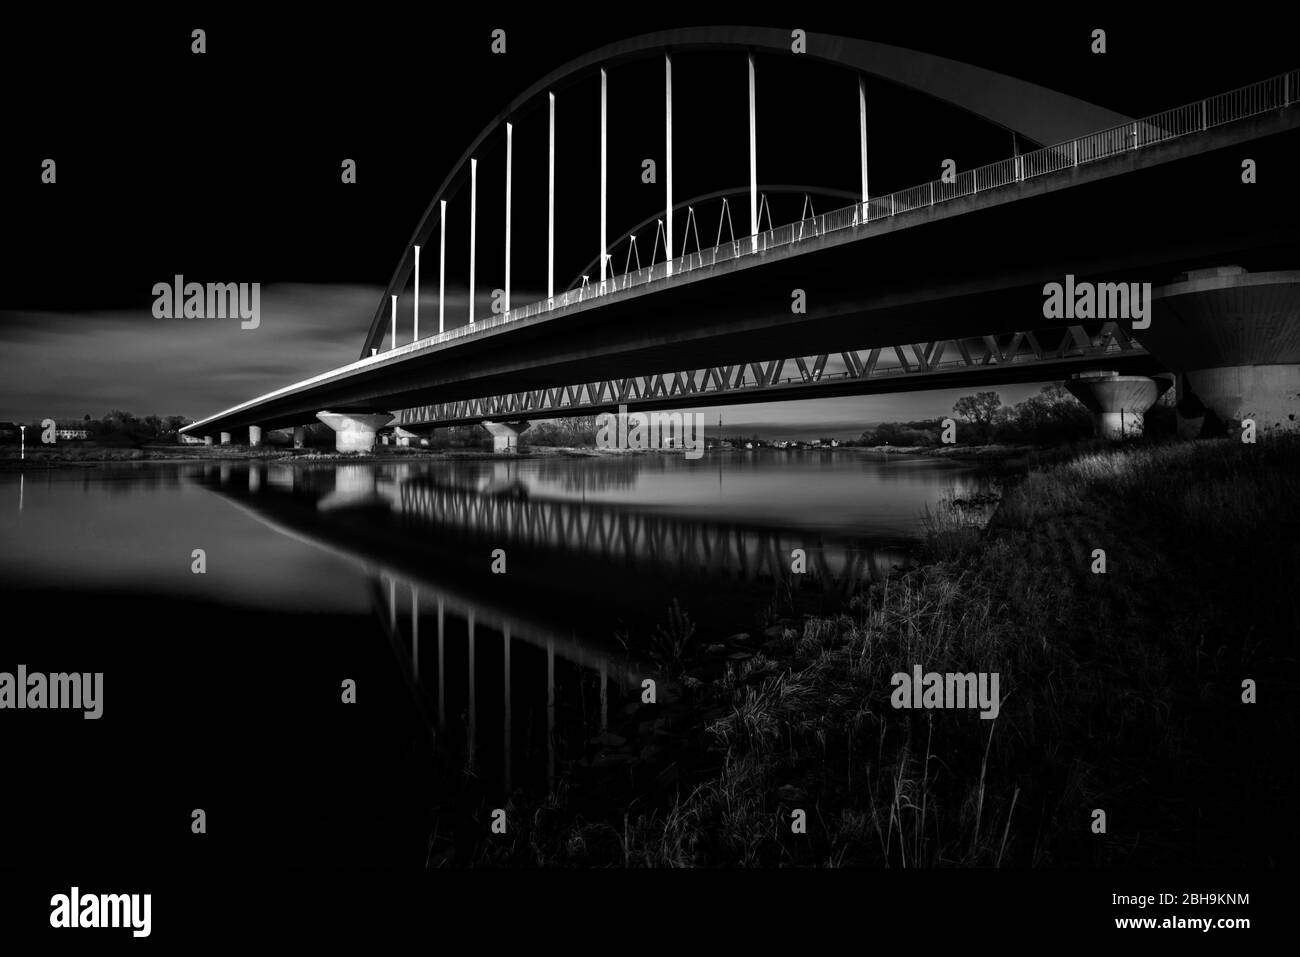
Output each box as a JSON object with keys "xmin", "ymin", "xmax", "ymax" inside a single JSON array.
[{"xmin": 397, "ymin": 324, "xmax": 1159, "ymax": 428}]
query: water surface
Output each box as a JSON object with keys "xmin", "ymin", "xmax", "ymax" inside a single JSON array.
[{"xmin": 0, "ymin": 451, "xmax": 992, "ymax": 865}]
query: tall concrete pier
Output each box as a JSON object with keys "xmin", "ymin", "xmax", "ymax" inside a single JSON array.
[
  {"xmin": 315, "ymin": 411, "xmax": 394, "ymax": 453},
  {"xmin": 1148, "ymin": 267, "xmax": 1300, "ymax": 437},
  {"xmin": 483, "ymin": 420, "xmax": 530, "ymax": 452},
  {"xmin": 1065, "ymin": 371, "xmax": 1170, "ymax": 439}
]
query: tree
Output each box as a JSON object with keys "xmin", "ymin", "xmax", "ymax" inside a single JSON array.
[
  {"xmin": 524, "ymin": 415, "xmax": 598, "ymax": 448},
  {"xmin": 953, "ymin": 391, "xmax": 1003, "ymax": 443},
  {"xmin": 102, "ymin": 409, "xmax": 139, "ymax": 433},
  {"xmin": 998, "ymin": 384, "xmax": 1091, "ymax": 444}
]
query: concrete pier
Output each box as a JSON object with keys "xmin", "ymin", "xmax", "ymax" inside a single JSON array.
[
  {"xmin": 203, "ymin": 435, "xmax": 213, "ymax": 446},
  {"xmin": 482, "ymin": 420, "xmax": 530, "ymax": 452},
  {"xmin": 1181, "ymin": 365, "xmax": 1300, "ymax": 436},
  {"xmin": 249, "ymin": 425, "xmax": 262, "ymax": 447},
  {"xmin": 220, "ymin": 432, "xmax": 231, "ymax": 445},
  {"xmin": 1065, "ymin": 371, "xmax": 1169, "ymax": 439},
  {"xmin": 1148, "ymin": 267, "xmax": 1300, "ymax": 437},
  {"xmin": 315, "ymin": 411, "xmax": 394, "ymax": 453},
  {"xmin": 293, "ymin": 426, "xmax": 306, "ymax": 449}
]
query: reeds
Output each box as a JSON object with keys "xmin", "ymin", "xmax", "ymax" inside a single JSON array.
[{"xmin": 472, "ymin": 436, "xmax": 1300, "ymax": 867}]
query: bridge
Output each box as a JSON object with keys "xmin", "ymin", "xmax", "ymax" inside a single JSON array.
[{"xmin": 180, "ymin": 28, "xmax": 1300, "ymax": 450}]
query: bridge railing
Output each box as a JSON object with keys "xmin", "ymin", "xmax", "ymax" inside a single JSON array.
[{"xmin": 392, "ymin": 68, "xmax": 1297, "ymax": 358}]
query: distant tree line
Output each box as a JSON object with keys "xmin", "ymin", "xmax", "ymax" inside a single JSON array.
[
  {"xmin": 1, "ymin": 411, "xmax": 195, "ymax": 446},
  {"xmin": 424, "ymin": 424, "xmax": 493, "ymax": 450},
  {"xmin": 856, "ymin": 382, "xmax": 1176, "ymax": 447},
  {"xmin": 525, "ymin": 415, "xmax": 598, "ymax": 447}
]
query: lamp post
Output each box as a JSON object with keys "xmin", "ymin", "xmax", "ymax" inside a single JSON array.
[{"xmin": 19, "ymin": 425, "xmax": 25, "ymax": 461}]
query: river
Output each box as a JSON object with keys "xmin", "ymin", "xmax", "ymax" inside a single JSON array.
[{"xmin": 0, "ymin": 451, "xmax": 993, "ymax": 866}]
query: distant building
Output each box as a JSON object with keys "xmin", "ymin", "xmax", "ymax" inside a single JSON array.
[
  {"xmin": 178, "ymin": 434, "xmax": 206, "ymax": 445},
  {"xmin": 55, "ymin": 428, "xmax": 89, "ymax": 440}
]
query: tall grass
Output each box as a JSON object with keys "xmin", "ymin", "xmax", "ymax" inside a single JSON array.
[{"xmin": 473, "ymin": 436, "xmax": 1300, "ymax": 867}]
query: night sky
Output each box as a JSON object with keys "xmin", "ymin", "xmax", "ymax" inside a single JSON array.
[{"xmin": 2, "ymin": 11, "xmax": 1293, "ymax": 432}]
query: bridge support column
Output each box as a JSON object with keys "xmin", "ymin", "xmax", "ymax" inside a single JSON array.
[
  {"xmin": 548, "ymin": 92, "xmax": 555, "ymax": 303},
  {"xmin": 600, "ymin": 70, "xmax": 607, "ymax": 287},
  {"xmin": 469, "ymin": 158, "xmax": 478, "ymax": 324},
  {"xmin": 439, "ymin": 199, "xmax": 447, "ymax": 334},
  {"xmin": 248, "ymin": 425, "xmax": 262, "ymax": 447},
  {"xmin": 1146, "ymin": 268, "xmax": 1300, "ymax": 437},
  {"xmin": 220, "ymin": 432, "xmax": 231, "ymax": 445},
  {"xmin": 1179, "ymin": 365, "xmax": 1300, "ymax": 437},
  {"xmin": 859, "ymin": 74, "xmax": 869, "ymax": 218},
  {"xmin": 203, "ymin": 435, "xmax": 213, "ymax": 446},
  {"xmin": 482, "ymin": 420, "xmax": 530, "ymax": 452},
  {"xmin": 749, "ymin": 52, "xmax": 757, "ymax": 251},
  {"xmin": 664, "ymin": 52, "xmax": 673, "ymax": 276},
  {"xmin": 505, "ymin": 121, "xmax": 513, "ymax": 308},
  {"xmin": 315, "ymin": 411, "xmax": 395, "ymax": 453},
  {"xmin": 1065, "ymin": 371, "xmax": 1168, "ymax": 439},
  {"xmin": 293, "ymin": 426, "xmax": 306, "ymax": 449}
]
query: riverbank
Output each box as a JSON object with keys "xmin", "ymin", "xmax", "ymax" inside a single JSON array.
[{"xmin": 463, "ymin": 435, "xmax": 1299, "ymax": 867}]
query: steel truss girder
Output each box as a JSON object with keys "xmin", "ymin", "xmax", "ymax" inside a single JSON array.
[{"xmin": 397, "ymin": 323, "xmax": 1144, "ymax": 428}]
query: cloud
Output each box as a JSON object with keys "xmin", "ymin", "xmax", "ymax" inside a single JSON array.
[{"xmin": 0, "ymin": 283, "xmax": 383, "ymax": 421}]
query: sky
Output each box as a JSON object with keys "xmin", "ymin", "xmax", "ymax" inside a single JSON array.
[{"xmin": 1, "ymin": 12, "xmax": 1291, "ymax": 433}]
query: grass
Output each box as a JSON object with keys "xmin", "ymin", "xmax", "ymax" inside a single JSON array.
[
  {"xmin": 648, "ymin": 599, "xmax": 697, "ymax": 679},
  {"xmin": 468, "ymin": 435, "xmax": 1300, "ymax": 867}
]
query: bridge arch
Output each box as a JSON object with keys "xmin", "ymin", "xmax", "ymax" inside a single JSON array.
[{"xmin": 361, "ymin": 27, "xmax": 1131, "ymax": 357}]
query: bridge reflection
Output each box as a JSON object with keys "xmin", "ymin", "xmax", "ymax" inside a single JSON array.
[
  {"xmin": 192, "ymin": 459, "xmax": 918, "ymax": 793},
  {"xmin": 196, "ymin": 460, "xmax": 658, "ymax": 794}
]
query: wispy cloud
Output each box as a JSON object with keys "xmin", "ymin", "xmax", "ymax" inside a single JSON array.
[{"xmin": 0, "ymin": 283, "xmax": 381, "ymax": 421}]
